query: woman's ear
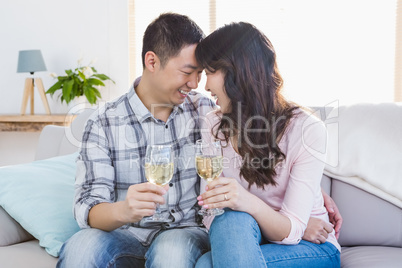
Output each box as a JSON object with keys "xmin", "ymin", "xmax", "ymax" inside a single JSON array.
[{"xmin": 144, "ymin": 51, "xmax": 159, "ymax": 72}]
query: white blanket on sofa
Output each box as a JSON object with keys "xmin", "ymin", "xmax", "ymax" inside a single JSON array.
[{"xmin": 322, "ymin": 103, "xmax": 402, "ymax": 208}]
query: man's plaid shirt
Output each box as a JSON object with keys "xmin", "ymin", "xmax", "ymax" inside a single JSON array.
[{"xmin": 74, "ymin": 82, "xmax": 216, "ymax": 246}]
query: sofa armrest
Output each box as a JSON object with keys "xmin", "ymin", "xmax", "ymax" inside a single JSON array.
[
  {"xmin": 331, "ymin": 179, "xmax": 402, "ymax": 247},
  {"xmin": 0, "ymin": 206, "xmax": 33, "ymax": 246}
]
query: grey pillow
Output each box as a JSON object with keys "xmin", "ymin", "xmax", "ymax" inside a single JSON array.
[{"xmin": 0, "ymin": 206, "xmax": 33, "ymax": 246}]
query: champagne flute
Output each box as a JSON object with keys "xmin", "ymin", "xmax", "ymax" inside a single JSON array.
[
  {"xmin": 195, "ymin": 139, "xmax": 224, "ymax": 216},
  {"xmin": 144, "ymin": 144, "xmax": 174, "ymax": 221}
]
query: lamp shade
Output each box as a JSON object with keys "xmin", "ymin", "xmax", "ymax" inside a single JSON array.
[{"xmin": 17, "ymin": 50, "xmax": 47, "ymax": 73}]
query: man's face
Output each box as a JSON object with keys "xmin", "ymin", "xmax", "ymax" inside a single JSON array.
[{"xmin": 152, "ymin": 44, "xmax": 203, "ymax": 106}]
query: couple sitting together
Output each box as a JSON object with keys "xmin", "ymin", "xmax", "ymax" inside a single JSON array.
[{"xmin": 57, "ymin": 13, "xmax": 341, "ymax": 268}]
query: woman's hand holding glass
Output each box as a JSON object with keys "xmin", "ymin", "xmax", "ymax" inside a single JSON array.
[
  {"xmin": 195, "ymin": 139, "xmax": 225, "ymax": 216},
  {"xmin": 196, "ymin": 139, "xmax": 258, "ymax": 215},
  {"xmin": 197, "ymin": 175, "xmax": 256, "ymax": 215}
]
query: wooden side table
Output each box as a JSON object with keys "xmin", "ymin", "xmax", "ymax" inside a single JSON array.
[{"xmin": 0, "ymin": 115, "xmax": 76, "ymax": 132}]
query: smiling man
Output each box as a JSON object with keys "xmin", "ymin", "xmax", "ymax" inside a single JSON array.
[
  {"xmin": 57, "ymin": 13, "xmax": 216, "ymax": 268},
  {"xmin": 136, "ymin": 43, "xmax": 202, "ymax": 122}
]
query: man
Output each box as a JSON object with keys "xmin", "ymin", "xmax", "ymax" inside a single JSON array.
[
  {"xmin": 58, "ymin": 12, "xmax": 342, "ymax": 267},
  {"xmin": 58, "ymin": 13, "xmax": 214, "ymax": 267}
]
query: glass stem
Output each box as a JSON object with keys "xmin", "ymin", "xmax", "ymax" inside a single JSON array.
[{"xmin": 155, "ymin": 203, "xmax": 161, "ymax": 215}]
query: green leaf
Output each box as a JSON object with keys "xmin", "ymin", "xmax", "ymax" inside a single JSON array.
[
  {"xmin": 93, "ymin": 74, "xmax": 114, "ymax": 83},
  {"xmin": 65, "ymin": 69, "xmax": 73, "ymax": 76},
  {"xmin": 71, "ymin": 82, "xmax": 79, "ymax": 99},
  {"xmin": 91, "ymin": 67, "xmax": 97, "ymax": 73},
  {"xmin": 90, "ymin": 86, "xmax": 102, "ymax": 98},
  {"xmin": 62, "ymin": 79, "xmax": 74, "ymax": 103},
  {"xmin": 87, "ymin": 78, "xmax": 105, "ymax": 87},
  {"xmin": 78, "ymin": 70, "xmax": 86, "ymax": 80},
  {"xmin": 46, "ymin": 81, "xmax": 62, "ymax": 95},
  {"xmin": 57, "ymin": 76, "xmax": 68, "ymax": 81},
  {"xmin": 73, "ymin": 77, "xmax": 84, "ymax": 95},
  {"xmin": 84, "ymin": 86, "xmax": 96, "ymax": 104}
]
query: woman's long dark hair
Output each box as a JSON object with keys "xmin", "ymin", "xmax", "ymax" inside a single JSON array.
[{"xmin": 195, "ymin": 22, "xmax": 299, "ymax": 188}]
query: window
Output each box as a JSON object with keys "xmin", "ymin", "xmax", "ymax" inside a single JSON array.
[{"xmin": 129, "ymin": 0, "xmax": 399, "ymax": 106}]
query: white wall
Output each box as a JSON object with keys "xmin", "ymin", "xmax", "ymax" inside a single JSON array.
[
  {"xmin": 0, "ymin": 0, "xmax": 129, "ymax": 166},
  {"xmin": 0, "ymin": 132, "xmax": 41, "ymax": 166},
  {"xmin": 0, "ymin": 0, "xmax": 130, "ymax": 115}
]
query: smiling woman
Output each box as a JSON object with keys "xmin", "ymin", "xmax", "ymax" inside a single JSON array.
[{"xmin": 202, "ymin": 70, "xmax": 229, "ymax": 111}]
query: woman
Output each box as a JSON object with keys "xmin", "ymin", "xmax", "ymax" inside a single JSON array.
[{"xmin": 195, "ymin": 22, "xmax": 341, "ymax": 267}]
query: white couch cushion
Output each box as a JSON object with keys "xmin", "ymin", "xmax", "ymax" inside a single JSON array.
[
  {"xmin": 341, "ymin": 246, "xmax": 402, "ymax": 268},
  {"xmin": 0, "ymin": 240, "xmax": 58, "ymax": 268}
]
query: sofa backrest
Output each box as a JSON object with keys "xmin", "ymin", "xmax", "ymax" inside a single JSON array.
[{"xmin": 35, "ymin": 108, "xmax": 95, "ymax": 160}]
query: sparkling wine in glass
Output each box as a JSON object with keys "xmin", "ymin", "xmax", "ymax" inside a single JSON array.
[
  {"xmin": 195, "ymin": 139, "xmax": 224, "ymax": 216},
  {"xmin": 144, "ymin": 144, "xmax": 174, "ymax": 221}
]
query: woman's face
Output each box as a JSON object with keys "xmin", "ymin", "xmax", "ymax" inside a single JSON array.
[{"xmin": 204, "ymin": 69, "xmax": 231, "ymax": 113}]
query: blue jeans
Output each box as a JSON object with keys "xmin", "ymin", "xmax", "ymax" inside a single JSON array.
[
  {"xmin": 57, "ymin": 227, "xmax": 210, "ymax": 268},
  {"xmin": 196, "ymin": 210, "xmax": 340, "ymax": 268}
]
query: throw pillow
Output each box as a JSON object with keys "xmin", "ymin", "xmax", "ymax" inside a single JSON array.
[{"xmin": 0, "ymin": 153, "xmax": 80, "ymax": 257}]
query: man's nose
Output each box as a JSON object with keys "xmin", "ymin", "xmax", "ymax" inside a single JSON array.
[{"xmin": 186, "ymin": 72, "xmax": 199, "ymax": 90}]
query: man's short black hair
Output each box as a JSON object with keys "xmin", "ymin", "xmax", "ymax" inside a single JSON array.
[{"xmin": 142, "ymin": 13, "xmax": 205, "ymax": 68}]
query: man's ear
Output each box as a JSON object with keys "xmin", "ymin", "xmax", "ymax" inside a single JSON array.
[{"xmin": 144, "ymin": 51, "xmax": 159, "ymax": 72}]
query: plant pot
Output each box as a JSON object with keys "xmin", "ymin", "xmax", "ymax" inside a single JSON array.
[{"xmin": 67, "ymin": 96, "xmax": 92, "ymax": 114}]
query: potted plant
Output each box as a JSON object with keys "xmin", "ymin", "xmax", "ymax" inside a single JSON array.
[{"xmin": 46, "ymin": 59, "xmax": 114, "ymax": 105}]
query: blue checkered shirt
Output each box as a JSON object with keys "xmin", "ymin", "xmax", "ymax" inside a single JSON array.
[{"xmin": 74, "ymin": 81, "xmax": 216, "ymax": 246}]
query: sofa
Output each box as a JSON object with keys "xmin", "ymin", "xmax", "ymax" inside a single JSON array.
[{"xmin": 0, "ymin": 103, "xmax": 401, "ymax": 268}]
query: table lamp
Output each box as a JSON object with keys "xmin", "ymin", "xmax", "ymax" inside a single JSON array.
[{"xmin": 17, "ymin": 50, "xmax": 51, "ymax": 115}]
